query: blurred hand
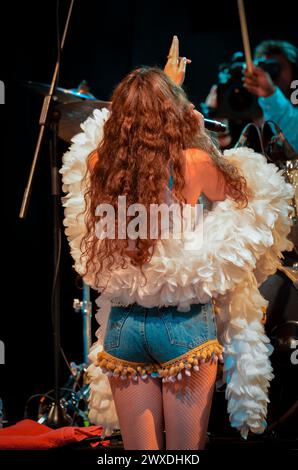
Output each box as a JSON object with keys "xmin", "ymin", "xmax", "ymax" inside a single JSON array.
[
  {"xmin": 205, "ymin": 84, "xmax": 218, "ymax": 108},
  {"xmin": 244, "ymin": 65, "xmax": 276, "ymax": 97},
  {"xmin": 164, "ymin": 35, "xmax": 191, "ymax": 86}
]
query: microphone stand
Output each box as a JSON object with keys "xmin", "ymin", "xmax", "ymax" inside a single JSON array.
[{"xmin": 19, "ymin": 0, "xmax": 75, "ymax": 427}]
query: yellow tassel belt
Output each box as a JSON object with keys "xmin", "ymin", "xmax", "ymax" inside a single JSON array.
[{"xmin": 96, "ymin": 339, "xmax": 224, "ymax": 383}]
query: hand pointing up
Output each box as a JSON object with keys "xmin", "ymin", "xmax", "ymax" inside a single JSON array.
[{"xmin": 164, "ymin": 35, "xmax": 191, "ymax": 86}]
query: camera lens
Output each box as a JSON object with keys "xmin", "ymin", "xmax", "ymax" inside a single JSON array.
[{"xmin": 228, "ymin": 85, "xmax": 255, "ymax": 112}]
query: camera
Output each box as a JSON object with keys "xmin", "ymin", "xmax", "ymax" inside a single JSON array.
[{"xmin": 206, "ymin": 52, "xmax": 281, "ymax": 121}]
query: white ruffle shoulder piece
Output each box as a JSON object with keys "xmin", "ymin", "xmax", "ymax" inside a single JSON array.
[{"xmin": 60, "ymin": 108, "xmax": 294, "ymax": 439}]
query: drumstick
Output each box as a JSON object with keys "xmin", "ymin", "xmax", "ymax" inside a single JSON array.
[{"xmin": 237, "ymin": 0, "xmax": 253, "ymax": 74}]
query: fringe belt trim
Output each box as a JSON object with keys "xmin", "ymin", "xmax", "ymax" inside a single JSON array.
[
  {"xmin": 96, "ymin": 339, "xmax": 224, "ymax": 383},
  {"xmin": 261, "ymin": 306, "xmax": 267, "ymax": 325}
]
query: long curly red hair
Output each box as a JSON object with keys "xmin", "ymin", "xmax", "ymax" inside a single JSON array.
[{"xmin": 81, "ymin": 67, "xmax": 248, "ymax": 285}]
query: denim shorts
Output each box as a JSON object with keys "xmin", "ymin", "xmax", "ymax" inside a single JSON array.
[{"xmin": 97, "ymin": 302, "xmax": 223, "ymax": 383}]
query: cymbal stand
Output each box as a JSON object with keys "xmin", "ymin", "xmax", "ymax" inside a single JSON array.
[{"xmin": 19, "ymin": 0, "xmax": 75, "ymax": 427}]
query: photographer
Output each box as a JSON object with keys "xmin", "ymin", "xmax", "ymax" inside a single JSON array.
[
  {"xmin": 204, "ymin": 40, "xmax": 298, "ymax": 151},
  {"xmin": 244, "ymin": 40, "xmax": 298, "ymax": 152}
]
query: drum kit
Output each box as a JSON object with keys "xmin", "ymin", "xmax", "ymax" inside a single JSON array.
[{"xmin": 23, "ymin": 79, "xmax": 111, "ymax": 143}]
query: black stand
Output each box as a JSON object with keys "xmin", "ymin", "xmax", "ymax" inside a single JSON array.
[
  {"xmin": 47, "ymin": 108, "xmax": 71, "ymax": 428},
  {"xmin": 19, "ymin": 0, "xmax": 75, "ymax": 427}
]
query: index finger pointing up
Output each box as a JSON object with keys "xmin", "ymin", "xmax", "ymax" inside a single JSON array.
[{"xmin": 168, "ymin": 35, "xmax": 179, "ymax": 64}]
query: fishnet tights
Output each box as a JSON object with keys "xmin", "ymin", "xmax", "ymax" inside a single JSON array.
[{"xmin": 108, "ymin": 362, "xmax": 217, "ymax": 450}]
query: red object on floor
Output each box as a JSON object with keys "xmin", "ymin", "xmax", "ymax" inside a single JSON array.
[{"xmin": 0, "ymin": 419, "xmax": 104, "ymax": 449}]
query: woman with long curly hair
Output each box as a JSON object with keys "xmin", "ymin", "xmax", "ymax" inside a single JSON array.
[
  {"xmin": 61, "ymin": 36, "xmax": 293, "ymax": 449},
  {"xmin": 84, "ymin": 68, "xmax": 247, "ymax": 284}
]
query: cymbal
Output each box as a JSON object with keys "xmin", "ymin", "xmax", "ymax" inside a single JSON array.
[
  {"xmin": 57, "ymin": 100, "xmax": 111, "ymax": 143},
  {"xmin": 23, "ymin": 80, "xmax": 98, "ymax": 103}
]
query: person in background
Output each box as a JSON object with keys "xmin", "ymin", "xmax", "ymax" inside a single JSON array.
[
  {"xmin": 204, "ymin": 40, "xmax": 298, "ymax": 151},
  {"xmin": 244, "ymin": 40, "xmax": 298, "ymax": 152}
]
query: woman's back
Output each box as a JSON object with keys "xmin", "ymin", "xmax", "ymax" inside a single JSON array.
[{"xmin": 89, "ymin": 147, "xmax": 229, "ymax": 205}]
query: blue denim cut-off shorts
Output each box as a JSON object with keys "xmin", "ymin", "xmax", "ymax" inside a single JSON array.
[{"xmin": 97, "ymin": 302, "xmax": 223, "ymax": 383}]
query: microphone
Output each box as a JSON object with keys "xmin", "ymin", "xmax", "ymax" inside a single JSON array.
[{"xmin": 203, "ymin": 118, "xmax": 227, "ymax": 132}]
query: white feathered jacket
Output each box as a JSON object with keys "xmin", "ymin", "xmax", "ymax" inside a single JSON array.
[{"xmin": 60, "ymin": 108, "xmax": 294, "ymax": 439}]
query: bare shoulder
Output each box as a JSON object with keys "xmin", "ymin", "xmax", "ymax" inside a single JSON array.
[
  {"xmin": 183, "ymin": 148, "xmax": 227, "ymax": 201},
  {"xmin": 184, "ymin": 148, "xmax": 214, "ymax": 167}
]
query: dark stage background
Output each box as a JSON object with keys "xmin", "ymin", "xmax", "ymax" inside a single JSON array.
[{"xmin": 1, "ymin": 0, "xmax": 297, "ymax": 423}]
